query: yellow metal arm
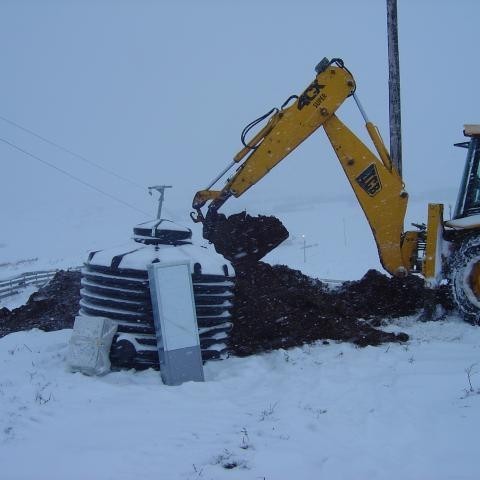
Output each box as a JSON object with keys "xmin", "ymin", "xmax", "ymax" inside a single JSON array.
[
  {"xmin": 192, "ymin": 59, "xmax": 412, "ymax": 275},
  {"xmin": 192, "ymin": 60, "xmax": 355, "ymax": 220},
  {"xmin": 322, "ymin": 114, "xmax": 408, "ymax": 276},
  {"xmin": 227, "ymin": 65, "xmax": 354, "ymax": 198}
]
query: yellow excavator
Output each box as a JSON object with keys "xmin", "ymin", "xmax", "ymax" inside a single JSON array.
[{"xmin": 191, "ymin": 58, "xmax": 480, "ymax": 324}]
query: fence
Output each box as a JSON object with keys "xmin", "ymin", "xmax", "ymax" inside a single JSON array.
[{"xmin": 0, "ymin": 269, "xmax": 80, "ymax": 300}]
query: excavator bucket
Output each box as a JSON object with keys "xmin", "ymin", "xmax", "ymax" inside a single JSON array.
[{"xmin": 202, "ymin": 210, "xmax": 289, "ymax": 264}]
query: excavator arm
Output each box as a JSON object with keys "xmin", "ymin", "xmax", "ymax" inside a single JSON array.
[
  {"xmin": 192, "ymin": 59, "xmax": 354, "ymax": 215},
  {"xmin": 192, "ymin": 58, "xmax": 412, "ymax": 276},
  {"xmin": 322, "ymin": 113, "xmax": 409, "ymax": 276}
]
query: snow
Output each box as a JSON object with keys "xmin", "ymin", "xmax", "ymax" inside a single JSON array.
[
  {"xmin": 80, "ymin": 268, "xmax": 146, "ymax": 283},
  {"xmin": 0, "ymin": 285, "xmax": 38, "ymax": 310},
  {"xmin": 0, "ymin": 171, "xmax": 477, "ymax": 479},
  {"xmin": 80, "ymin": 278, "xmax": 140, "ymax": 294},
  {"xmin": 78, "ymin": 298, "xmax": 141, "ymax": 317},
  {"xmin": 1, "ymin": 0, "xmax": 480, "ymax": 475},
  {"xmin": 135, "ymin": 218, "xmax": 191, "ymax": 232},
  {"xmin": 87, "ymin": 239, "xmax": 233, "ymax": 277},
  {"xmin": 446, "ymin": 214, "xmax": 480, "ymax": 229},
  {"xmin": 80, "ymin": 288, "xmax": 143, "ymax": 305},
  {"xmin": 1, "ymin": 320, "xmax": 479, "ymax": 479},
  {"xmin": 2, "ymin": 196, "xmax": 479, "ymax": 479}
]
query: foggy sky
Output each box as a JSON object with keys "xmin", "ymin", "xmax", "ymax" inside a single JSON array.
[{"xmin": 1, "ymin": 0, "xmax": 479, "ymax": 262}]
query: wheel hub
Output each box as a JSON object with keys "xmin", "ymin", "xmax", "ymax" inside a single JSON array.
[{"xmin": 468, "ymin": 260, "xmax": 480, "ymax": 300}]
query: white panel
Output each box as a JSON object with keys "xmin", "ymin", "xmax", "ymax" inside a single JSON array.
[{"xmin": 150, "ymin": 262, "xmax": 200, "ymax": 351}]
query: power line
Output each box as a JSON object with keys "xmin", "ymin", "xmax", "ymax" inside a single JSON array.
[
  {"xmin": 0, "ymin": 114, "xmax": 146, "ymax": 191},
  {"xmin": 0, "ymin": 136, "xmax": 150, "ymax": 216}
]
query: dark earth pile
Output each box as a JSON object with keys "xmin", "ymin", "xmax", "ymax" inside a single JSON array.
[
  {"xmin": 229, "ymin": 263, "xmax": 411, "ymax": 356},
  {"xmin": 0, "ymin": 270, "xmax": 81, "ymax": 338},
  {"xmin": 1, "ymin": 212, "xmax": 431, "ymax": 356},
  {"xmin": 337, "ymin": 269, "xmax": 427, "ymax": 321},
  {"xmin": 0, "ymin": 265, "xmax": 415, "ymax": 355},
  {"xmin": 203, "ymin": 211, "xmax": 289, "ymax": 264},
  {"xmin": 205, "ymin": 212, "xmax": 420, "ymax": 356}
]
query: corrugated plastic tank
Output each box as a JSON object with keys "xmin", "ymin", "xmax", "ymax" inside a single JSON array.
[{"xmin": 78, "ymin": 219, "xmax": 235, "ymax": 370}]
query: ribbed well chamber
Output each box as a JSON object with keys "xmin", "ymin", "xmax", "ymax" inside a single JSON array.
[{"xmin": 80, "ymin": 262, "xmax": 235, "ymax": 370}]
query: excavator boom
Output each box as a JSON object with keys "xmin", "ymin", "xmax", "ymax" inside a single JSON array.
[
  {"xmin": 192, "ymin": 59, "xmax": 354, "ymax": 215},
  {"xmin": 192, "ymin": 59, "xmax": 411, "ymax": 275},
  {"xmin": 191, "ymin": 53, "xmax": 480, "ymax": 324},
  {"xmin": 227, "ymin": 62, "xmax": 355, "ymax": 198}
]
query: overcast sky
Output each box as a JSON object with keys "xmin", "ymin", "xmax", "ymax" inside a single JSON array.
[{"xmin": 1, "ymin": 0, "xmax": 479, "ymax": 262}]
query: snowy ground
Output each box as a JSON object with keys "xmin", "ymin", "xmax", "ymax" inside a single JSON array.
[
  {"xmin": 1, "ymin": 1, "xmax": 477, "ymax": 474},
  {"xmin": 1, "ymin": 285, "xmax": 38, "ymax": 311},
  {"xmin": 1, "ymin": 318, "xmax": 479, "ymax": 480},
  {"xmin": 2, "ymin": 194, "xmax": 479, "ymax": 479}
]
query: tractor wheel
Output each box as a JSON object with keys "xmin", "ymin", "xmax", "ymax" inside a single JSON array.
[{"xmin": 449, "ymin": 234, "xmax": 480, "ymax": 325}]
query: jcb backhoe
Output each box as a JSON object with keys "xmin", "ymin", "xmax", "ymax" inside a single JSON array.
[{"xmin": 191, "ymin": 58, "xmax": 480, "ymax": 324}]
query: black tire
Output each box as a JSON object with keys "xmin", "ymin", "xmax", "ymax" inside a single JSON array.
[{"xmin": 449, "ymin": 234, "xmax": 480, "ymax": 325}]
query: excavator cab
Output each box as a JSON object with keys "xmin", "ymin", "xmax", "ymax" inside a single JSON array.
[{"xmin": 452, "ymin": 125, "xmax": 480, "ymax": 220}]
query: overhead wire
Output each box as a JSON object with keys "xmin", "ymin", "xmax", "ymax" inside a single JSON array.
[
  {"xmin": 0, "ymin": 114, "xmax": 146, "ymax": 191},
  {"xmin": 0, "ymin": 136, "xmax": 151, "ymax": 216}
]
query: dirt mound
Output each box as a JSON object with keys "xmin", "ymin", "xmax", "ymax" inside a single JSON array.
[
  {"xmin": 0, "ymin": 208, "xmax": 431, "ymax": 358},
  {"xmin": 1, "ymin": 264, "xmax": 413, "ymax": 357},
  {"xmin": 203, "ymin": 211, "xmax": 289, "ymax": 264},
  {"xmin": 2, "ymin": 212, "xmax": 425, "ymax": 359},
  {"xmin": 200, "ymin": 211, "xmax": 418, "ymax": 355},
  {"xmin": 0, "ymin": 270, "xmax": 80, "ymax": 338},
  {"xmin": 338, "ymin": 269, "xmax": 426, "ymax": 320},
  {"xmin": 229, "ymin": 263, "xmax": 410, "ymax": 356}
]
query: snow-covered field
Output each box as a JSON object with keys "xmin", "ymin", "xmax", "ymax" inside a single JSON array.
[
  {"xmin": 1, "ymin": 319, "xmax": 479, "ymax": 479},
  {"xmin": 2, "ymin": 0, "xmax": 480, "ymax": 477},
  {"xmin": 1, "ymin": 285, "xmax": 38, "ymax": 311},
  {"xmin": 2, "ymin": 198, "xmax": 480, "ymax": 479}
]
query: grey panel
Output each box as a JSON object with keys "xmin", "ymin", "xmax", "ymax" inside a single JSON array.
[{"xmin": 148, "ymin": 261, "xmax": 204, "ymax": 385}]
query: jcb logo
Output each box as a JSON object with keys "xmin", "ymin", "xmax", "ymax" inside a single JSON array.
[
  {"xmin": 297, "ymin": 79, "xmax": 325, "ymax": 110},
  {"xmin": 356, "ymin": 164, "xmax": 382, "ymax": 196}
]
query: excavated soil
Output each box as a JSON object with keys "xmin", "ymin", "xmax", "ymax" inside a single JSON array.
[
  {"xmin": 202, "ymin": 211, "xmax": 289, "ymax": 264},
  {"xmin": 0, "ymin": 266, "xmax": 415, "ymax": 356},
  {"xmin": 229, "ymin": 263, "xmax": 412, "ymax": 356},
  {"xmin": 207, "ymin": 213, "xmax": 420, "ymax": 355},
  {"xmin": 1, "ymin": 213, "xmax": 436, "ymax": 356},
  {"xmin": 0, "ymin": 270, "xmax": 81, "ymax": 338}
]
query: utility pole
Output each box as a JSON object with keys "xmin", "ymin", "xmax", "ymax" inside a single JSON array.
[{"xmin": 387, "ymin": 0, "xmax": 402, "ymax": 177}]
